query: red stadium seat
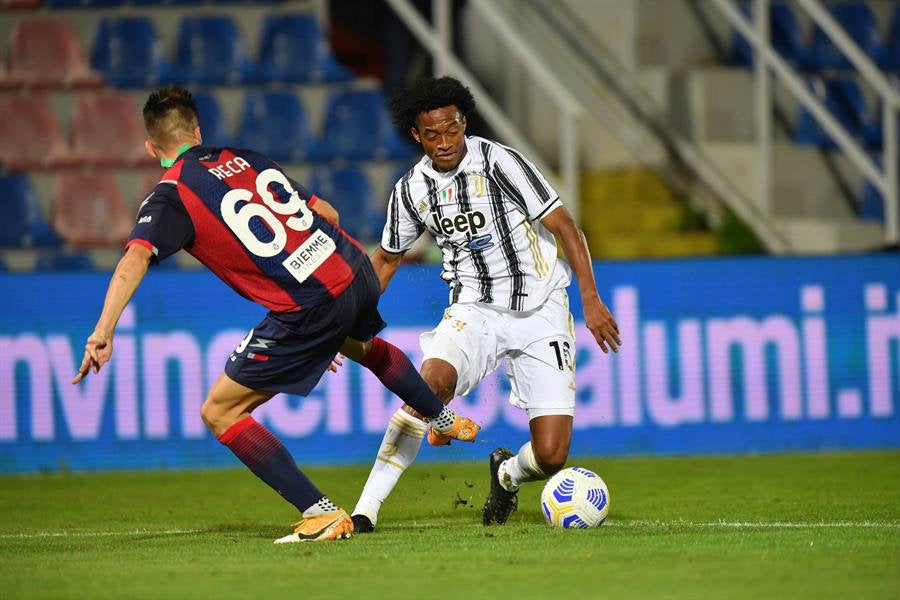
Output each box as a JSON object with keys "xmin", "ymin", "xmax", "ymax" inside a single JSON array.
[
  {"xmin": 51, "ymin": 172, "xmax": 133, "ymax": 248},
  {"xmin": 71, "ymin": 93, "xmax": 153, "ymax": 167},
  {"xmin": 8, "ymin": 18, "xmax": 102, "ymax": 89},
  {"xmin": 0, "ymin": 52, "xmax": 19, "ymax": 90},
  {"xmin": 0, "ymin": 94, "xmax": 75, "ymax": 170},
  {"xmin": 0, "ymin": 0, "xmax": 42, "ymax": 9},
  {"xmin": 135, "ymin": 167, "xmax": 164, "ymax": 208}
]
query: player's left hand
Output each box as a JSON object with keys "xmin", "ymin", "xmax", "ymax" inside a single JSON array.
[
  {"xmin": 583, "ymin": 295, "xmax": 621, "ymax": 354},
  {"xmin": 327, "ymin": 353, "xmax": 345, "ymax": 373},
  {"xmin": 71, "ymin": 329, "xmax": 113, "ymax": 384}
]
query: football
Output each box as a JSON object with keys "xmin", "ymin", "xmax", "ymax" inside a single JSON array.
[{"xmin": 540, "ymin": 467, "xmax": 610, "ymax": 528}]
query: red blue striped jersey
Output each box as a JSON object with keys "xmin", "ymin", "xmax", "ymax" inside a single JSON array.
[{"xmin": 127, "ymin": 146, "xmax": 367, "ymax": 312}]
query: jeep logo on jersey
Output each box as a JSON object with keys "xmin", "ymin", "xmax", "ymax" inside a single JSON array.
[{"xmin": 431, "ymin": 210, "xmax": 486, "ymax": 237}]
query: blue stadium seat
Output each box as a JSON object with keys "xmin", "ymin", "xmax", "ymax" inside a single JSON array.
[
  {"xmin": 794, "ymin": 78, "xmax": 876, "ymax": 149},
  {"xmin": 309, "ymin": 167, "xmax": 377, "ymax": 241},
  {"xmin": 237, "ymin": 92, "xmax": 315, "ymax": 162},
  {"xmin": 193, "ymin": 92, "xmax": 233, "ymax": 147},
  {"xmin": 175, "ymin": 16, "xmax": 255, "ymax": 85},
  {"xmin": 808, "ymin": 3, "xmax": 890, "ymax": 70},
  {"xmin": 317, "ymin": 90, "xmax": 417, "ymax": 161},
  {"xmin": 732, "ymin": 2, "xmax": 808, "ymax": 68},
  {"xmin": 44, "ymin": 0, "xmax": 123, "ymax": 7},
  {"xmin": 861, "ymin": 181, "xmax": 885, "ymax": 222},
  {"xmin": 255, "ymin": 14, "xmax": 351, "ymax": 83},
  {"xmin": 132, "ymin": 0, "xmax": 202, "ymax": 5},
  {"xmin": 92, "ymin": 17, "xmax": 171, "ymax": 88},
  {"xmin": 0, "ymin": 174, "xmax": 63, "ymax": 248},
  {"xmin": 861, "ymin": 156, "xmax": 886, "ymax": 222},
  {"xmin": 34, "ymin": 252, "xmax": 94, "ymax": 271},
  {"xmin": 886, "ymin": 3, "xmax": 900, "ymax": 71}
]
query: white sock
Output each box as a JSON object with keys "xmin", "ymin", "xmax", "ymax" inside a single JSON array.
[
  {"xmin": 302, "ymin": 496, "xmax": 338, "ymax": 518},
  {"xmin": 497, "ymin": 441, "xmax": 547, "ymax": 492},
  {"xmin": 352, "ymin": 409, "xmax": 426, "ymax": 524}
]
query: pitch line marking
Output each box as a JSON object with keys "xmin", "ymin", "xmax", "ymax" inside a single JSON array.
[
  {"xmin": 0, "ymin": 528, "xmax": 203, "ymax": 539},
  {"xmin": 605, "ymin": 520, "xmax": 900, "ymax": 529},
  {"xmin": 388, "ymin": 520, "xmax": 900, "ymax": 530},
  {"xmin": 3, "ymin": 520, "xmax": 899, "ymax": 539}
]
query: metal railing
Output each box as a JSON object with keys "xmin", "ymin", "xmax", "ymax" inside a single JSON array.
[
  {"xmin": 712, "ymin": 0, "xmax": 899, "ymax": 246},
  {"xmin": 384, "ymin": 0, "xmax": 585, "ymax": 222},
  {"xmin": 522, "ymin": 0, "xmax": 791, "ymax": 252}
]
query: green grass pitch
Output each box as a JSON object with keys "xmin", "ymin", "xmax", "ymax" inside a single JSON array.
[{"xmin": 1, "ymin": 451, "xmax": 898, "ymax": 599}]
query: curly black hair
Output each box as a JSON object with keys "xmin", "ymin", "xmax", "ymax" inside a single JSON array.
[{"xmin": 387, "ymin": 77, "xmax": 476, "ymax": 137}]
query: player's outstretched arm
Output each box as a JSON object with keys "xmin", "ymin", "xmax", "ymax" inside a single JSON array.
[
  {"xmin": 369, "ymin": 246, "xmax": 405, "ymax": 293},
  {"xmin": 541, "ymin": 205, "xmax": 621, "ymax": 354},
  {"xmin": 71, "ymin": 244, "xmax": 153, "ymax": 384}
]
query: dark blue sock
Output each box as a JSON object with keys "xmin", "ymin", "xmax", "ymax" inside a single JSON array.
[
  {"xmin": 359, "ymin": 337, "xmax": 443, "ymax": 418},
  {"xmin": 219, "ymin": 416, "xmax": 323, "ymax": 513}
]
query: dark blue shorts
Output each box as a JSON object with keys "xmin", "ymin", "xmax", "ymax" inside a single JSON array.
[{"xmin": 224, "ymin": 259, "xmax": 386, "ymax": 396}]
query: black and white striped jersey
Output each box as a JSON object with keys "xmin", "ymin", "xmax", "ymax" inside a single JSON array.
[{"xmin": 381, "ymin": 135, "xmax": 571, "ymax": 312}]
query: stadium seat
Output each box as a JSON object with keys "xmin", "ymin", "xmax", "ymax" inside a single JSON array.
[
  {"xmin": 92, "ymin": 17, "xmax": 172, "ymax": 88},
  {"xmin": 132, "ymin": 0, "xmax": 202, "ymax": 5},
  {"xmin": 44, "ymin": 0, "xmax": 123, "ymax": 7},
  {"xmin": 0, "ymin": 0, "xmax": 41, "ymax": 9},
  {"xmin": 317, "ymin": 90, "xmax": 417, "ymax": 161},
  {"xmin": 860, "ymin": 180, "xmax": 885, "ymax": 222},
  {"xmin": 71, "ymin": 93, "xmax": 152, "ymax": 167},
  {"xmin": 7, "ymin": 18, "xmax": 102, "ymax": 88},
  {"xmin": 255, "ymin": 14, "xmax": 351, "ymax": 83},
  {"xmin": 0, "ymin": 174, "xmax": 64, "ymax": 248},
  {"xmin": 193, "ymin": 92, "xmax": 233, "ymax": 148},
  {"xmin": 808, "ymin": 3, "xmax": 890, "ymax": 70},
  {"xmin": 51, "ymin": 172, "xmax": 133, "ymax": 248},
  {"xmin": 237, "ymin": 91, "xmax": 315, "ymax": 162},
  {"xmin": 732, "ymin": 2, "xmax": 808, "ymax": 68},
  {"xmin": 174, "ymin": 16, "xmax": 255, "ymax": 85},
  {"xmin": 135, "ymin": 168, "xmax": 163, "ymax": 207},
  {"xmin": 886, "ymin": 3, "xmax": 900, "ymax": 71},
  {"xmin": 860, "ymin": 155, "xmax": 886, "ymax": 222},
  {"xmin": 309, "ymin": 166, "xmax": 377, "ymax": 241},
  {"xmin": 34, "ymin": 252, "xmax": 95, "ymax": 271},
  {"xmin": 0, "ymin": 95, "xmax": 75, "ymax": 170},
  {"xmin": 794, "ymin": 78, "xmax": 875, "ymax": 149}
]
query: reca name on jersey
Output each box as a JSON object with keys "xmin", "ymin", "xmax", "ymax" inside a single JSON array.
[{"xmin": 429, "ymin": 209, "xmax": 494, "ymax": 251}]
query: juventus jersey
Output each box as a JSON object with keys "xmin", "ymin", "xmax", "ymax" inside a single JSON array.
[{"xmin": 382, "ymin": 135, "xmax": 571, "ymax": 312}]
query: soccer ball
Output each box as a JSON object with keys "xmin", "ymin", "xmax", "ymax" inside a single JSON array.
[{"xmin": 540, "ymin": 467, "xmax": 610, "ymax": 528}]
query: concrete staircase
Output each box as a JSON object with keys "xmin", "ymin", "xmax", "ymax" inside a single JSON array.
[{"xmin": 581, "ymin": 169, "xmax": 717, "ymax": 259}]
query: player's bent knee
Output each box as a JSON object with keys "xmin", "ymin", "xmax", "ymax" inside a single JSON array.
[
  {"xmin": 200, "ymin": 396, "xmax": 230, "ymax": 434},
  {"xmin": 420, "ymin": 359, "xmax": 457, "ymax": 403}
]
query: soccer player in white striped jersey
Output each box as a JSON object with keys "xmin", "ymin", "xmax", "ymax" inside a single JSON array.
[{"xmin": 350, "ymin": 77, "xmax": 621, "ymax": 531}]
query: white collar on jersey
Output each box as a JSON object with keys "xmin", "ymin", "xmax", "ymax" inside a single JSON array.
[{"xmin": 419, "ymin": 136, "xmax": 475, "ymax": 180}]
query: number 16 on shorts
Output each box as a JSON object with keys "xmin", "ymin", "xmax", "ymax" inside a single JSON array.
[{"xmin": 549, "ymin": 340, "xmax": 573, "ymax": 371}]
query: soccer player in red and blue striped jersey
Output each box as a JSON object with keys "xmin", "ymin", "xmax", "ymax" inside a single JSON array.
[{"xmin": 71, "ymin": 85, "xmax": 479, "ymax": 543}]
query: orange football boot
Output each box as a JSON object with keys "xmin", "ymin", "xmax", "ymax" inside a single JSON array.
[
  {"xmin": 273, "ymin": 508, "xmax": 354, "ymax": 544},
  {"xmin": 427, "ymin": 415, "xmax": 480, "ymax": 446}
]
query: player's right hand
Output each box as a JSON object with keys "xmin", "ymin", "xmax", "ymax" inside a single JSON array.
[
  {"xmin": 71, "ymin": 329, "xmax": 113, "ymax": 384},
  {"xmin": 584, "ymin": 296, "xmax": 621, "ymax": 354},
  {"xmin": 327, "ymin": 353, "xmax": 345, "ymax": 374}
]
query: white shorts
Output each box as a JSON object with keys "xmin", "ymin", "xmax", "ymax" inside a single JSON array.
[{"xmin": 420, "ymin": 288, "xmax": 576, "ymax": 419}]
